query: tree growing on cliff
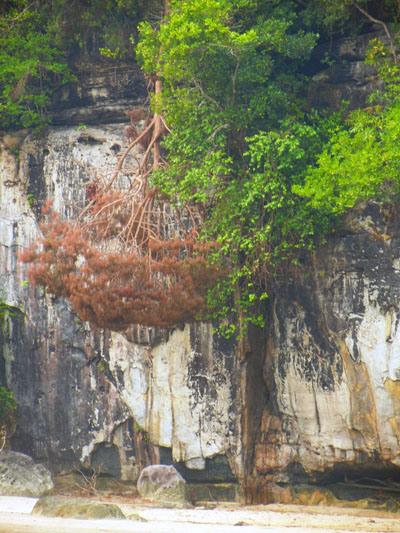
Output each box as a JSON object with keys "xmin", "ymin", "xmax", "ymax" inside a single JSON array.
[
  {"xmin": 296, "ymin": 11, "xmax": 400, "ymax": 213},
  {"xmin": 134, "ymin": 0, "xmax": 336, "ymax": 333},
  {"xmin": 0, "ymin": 0, "xmax": 158, "ymax": 129},
  {"xmin": 20, "ymin": 0, "xmax": 400, "ymax": 335},
  {"xmin": 0, "ymin": 1, "xmax": 71, "ymax": 129},
  {"xmin": 21, "ymin": 0, "xmax": 222, "ymax": 331},
  {"xmin": 134, "ymin": 0, "xmax": 400, "ymax": 334},
  {"xmin": 20, "ymin": 0, "xmax": 319, "ymax": 333}
]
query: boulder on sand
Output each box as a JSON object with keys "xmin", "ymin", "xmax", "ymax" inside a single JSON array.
[
  {"xmin": 32, "ymin": 496, "xmax": 126, "ymax": 519},
  {"xmin": 0, "ymin": 451, "xmax": 53, "ymax": 496},
  {"xmin": 137, "ymin": 464, "xmax": 188, "ymax": 505}
]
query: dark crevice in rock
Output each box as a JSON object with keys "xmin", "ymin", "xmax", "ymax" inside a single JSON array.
[
  {"xmin": 159, "ymin": 448, "xmax": 237, "ymax": 484},
  {"xmin": 27, "ymin": 150, "xmax": 47, "ymax": 219}
]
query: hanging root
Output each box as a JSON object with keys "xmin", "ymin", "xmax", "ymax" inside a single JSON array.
[{"xmin": 20, "ymin": 82, "xmax": 223, "ymax": 331}]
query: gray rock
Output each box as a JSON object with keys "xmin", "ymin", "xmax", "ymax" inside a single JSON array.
[
  {"xmin": 0, "ymin": 451, "xmax": 53, "ymax": 496},
  {"xmin": 137, "ymin": 465, "xmax": 188, "ymax": 505},
  {"xmin": 32, "ymin": 496, "xmax": 125, "ymax": 519}
]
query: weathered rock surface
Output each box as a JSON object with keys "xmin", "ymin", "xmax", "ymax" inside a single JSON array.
[
  {"xmin": 137, "ymin": 465, "xmax": 187, "ymax": 505},
  {"xmin": 251, "ymin": 202, "xmax": 400, "ymax": 495},
  {"xmin": 50, "ymin": 58, "xmax": 146, "ymax": 126},
  {"xmin": 308, "ymin": 30, "xmax": 385, "ymax": 110},
  {"xmin": 0, "ymin": 125, "xmax": 135, "ymax": 475},
  {"xmin": 2, "ymin": 36, "xmax": 400, "ymax": 505},
  {"xmin": 0, "ymin": 451, "xmax": 53, "ymax": 496},
  {"xmin": 32, "ymin": 496, "xmax": 125, "ymax": 519},
  {"xmin": 0, "ymin": 121, "xmax": 240, "ymax": 482},
  {"xmin": 108, "ymin": 325, "xmax": 238, "ymax": 470}
]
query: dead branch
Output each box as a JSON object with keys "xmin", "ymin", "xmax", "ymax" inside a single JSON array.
[
  {"xmin": 107, "ymin": 118, "xmax": 156, "ymax": 188},
  {"xmin": 75, "ymin": 469, "xmax": 99, "ymax": 496},
  {"xmin": 353, "ymin": 2, "xmax": 397, "ymax": 62}
]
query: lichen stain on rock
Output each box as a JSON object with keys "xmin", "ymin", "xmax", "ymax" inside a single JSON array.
[
  {"xmin": 384, "ymin": 378, "xmax": 400, "ymax": 447},
  {"xmin": 384, "ymin": 378, "xmax": 400, "ymax": 400}
]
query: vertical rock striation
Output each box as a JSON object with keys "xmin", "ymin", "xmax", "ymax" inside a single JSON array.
[
  {"xmin": 108, "ymin": 324, "xmax": 239, "ymax": 472},
  {"xmin": 0, "ymin": 119, "xmax": 241, "ymax": 483},
  {"xmin": 0, "ymin": 125, "xmax": 132, "ymax": 472},
  {"xmin": 253, "ymin": 203, "xmax": 400, "ymax": 494}
]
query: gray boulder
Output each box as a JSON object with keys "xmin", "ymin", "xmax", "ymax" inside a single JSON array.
[
  {"xmin": 137, "ymin": 464, "xmax": 188, "ymax": 505},
  {"xmin": 0, "ymin": 451, "xmax": 53, "ymax": 496}
]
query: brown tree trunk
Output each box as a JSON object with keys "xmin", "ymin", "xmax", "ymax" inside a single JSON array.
[{"xmin": 152, "ymin": 79, "xmax": 162, "ymax": 171}]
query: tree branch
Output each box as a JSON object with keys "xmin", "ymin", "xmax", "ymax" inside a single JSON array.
[{"xmin": 353, "ymin": 2, "xmax": 397, "ymax": 62}]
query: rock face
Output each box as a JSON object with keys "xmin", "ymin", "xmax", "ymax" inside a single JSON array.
[
  {"xmin": 308, "ymin": 30, "xmax": 385, "ymax": 110},
  {"xmin": 50, "ymin": 58, "xmax": 147, "ymax": 126},
  {"xmin": 0, "ymin": 124, "xmax": 135, "ymax": 474},
  {"xmin": 251, "ymin": 202, "xmax": 400, "ymax": 498},
  {"xmin": 137, "ymin": 465, "xmax": 187, "ymax": 505},
  {"xmin": 2, "ymin": 38, "xmax": 400, "ymax": 502},
  {"xmin": 0, "ymin": 451, "xmax": 53, "ymax": 496},
  {"xmin": 0, "ymin": 119, "xmax": 240, "ymax": 483},
  {"xmin": 108, "ymin": 325, "xmax": 238, "ymax": 470}
]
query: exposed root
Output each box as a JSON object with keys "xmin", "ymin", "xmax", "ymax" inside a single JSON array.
[{"xmin": 21, "ymin": 81, "xmax": 222, "ymax": 331}]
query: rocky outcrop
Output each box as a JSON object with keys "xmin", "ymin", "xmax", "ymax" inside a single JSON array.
[
  {"xmin": 108, "ymin": 325, "xmax": 238, "ymax": 471},
  {"xmin": 32, "ymin": 496, "xmax": 126, "ymax": 519},
  {"xmin": 0, "ymin": 124, "xmax": 134, "ymax": 474},
  {"xmin": 2, "ymin": 37, "xmax": 400, "ymax": 503},
  {"xmin": 0, "ymin": 121, "xmax": 241, "ymax": 484},
  {"xmin": 50, "ymin": 58, "xmax": 147, "ymax": 126},
  {"xmin": 137, "ymin": 465, "xmax": 188, "ymax": 505},
  {"xmin": 251, "ymin": 202, "xmax": 400, "ymax": 498},
  {"xmin": 309, "ymin": 29, "xmax": 385, "ymax": 110}
]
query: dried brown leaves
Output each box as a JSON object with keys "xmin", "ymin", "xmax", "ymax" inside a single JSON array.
[{"xmin": 20, "ymin": 107, "xmax": 221, "ymax": 330}]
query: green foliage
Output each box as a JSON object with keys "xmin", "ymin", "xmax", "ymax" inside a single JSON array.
[
  {"xmin": 297, "ymin": 16, "xmax": 400, "ymax": 215},
  {"xmin": 0, "ymin": 3, "xmax": 72, "ymax": 129},
  {"xmin": 26, "ymin": 193, "xmax": 36, "ymax": 209},
  {"xmin": 0, "ymin": 0, "xmax": 153, "ymax": 130},
  {"xmin": 309, "ymin": 0, "xmax": 400, "ymax": 29},
  {"xmin": 0, "ymin": 387, "xmax": 16, "ymax": 428},
  {"xmin": 296, "ymin": 98, "xmax": 400, "ymax": 214},
  {"xmin": 204, "ymin": 115, "xmax": 339, "ymax": 330},
  {"xmin": 138, "ymin": 0, "xmax": 317, "ymax": 126},
  {"xmin": 136, "ymin": 0, "xmax": 400, "ymax": 335},
  {"xmin": 0, "ymin": 301, "xmax": 22, "ymax": 321},
  {"xmin": 49, "ymin": 0, "xmax": 144, "ymax": 57},
  {"xmin": 6, "ymin": 0, "xmax": 400, "ymax": 335},
  {"xmin": 137, "ymin": 0, "xmax": 339, "ymax": 335}
]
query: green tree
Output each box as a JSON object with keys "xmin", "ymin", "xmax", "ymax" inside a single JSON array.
[
  {"xmin": 136, "ymin": 0, "xmax": 334, "ymax": 333},
  {"xmin": 296, "ymin": 2, "xmax": 400, "ymax": 215},
  {"xmin": 0, "ymin": 0, "xmax": 151, "ymax": 130},
  {"xmin": 15, "ymin": 0, "xmax": 400, "ymax": 335},
  {"xmin": 0, "ymin": 1, "xmax": 71, "ymax": 129}
]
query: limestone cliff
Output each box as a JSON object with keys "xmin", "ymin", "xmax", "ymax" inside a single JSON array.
[
  {"xmin": 251, "ymin": 202, "xmax": 400, "ymax": 499},
  {"xmin": 1, "ymin": 37, "xmax": 400, "ymax": 500},
  {"xmin": 0, "ymin": 117, "xmax": 241, "ymax": 483}
]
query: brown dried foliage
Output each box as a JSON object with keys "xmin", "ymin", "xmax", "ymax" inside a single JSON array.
[{"xmin": 20, "ymin": 100, "xmax": 221, "ymax": 331}]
